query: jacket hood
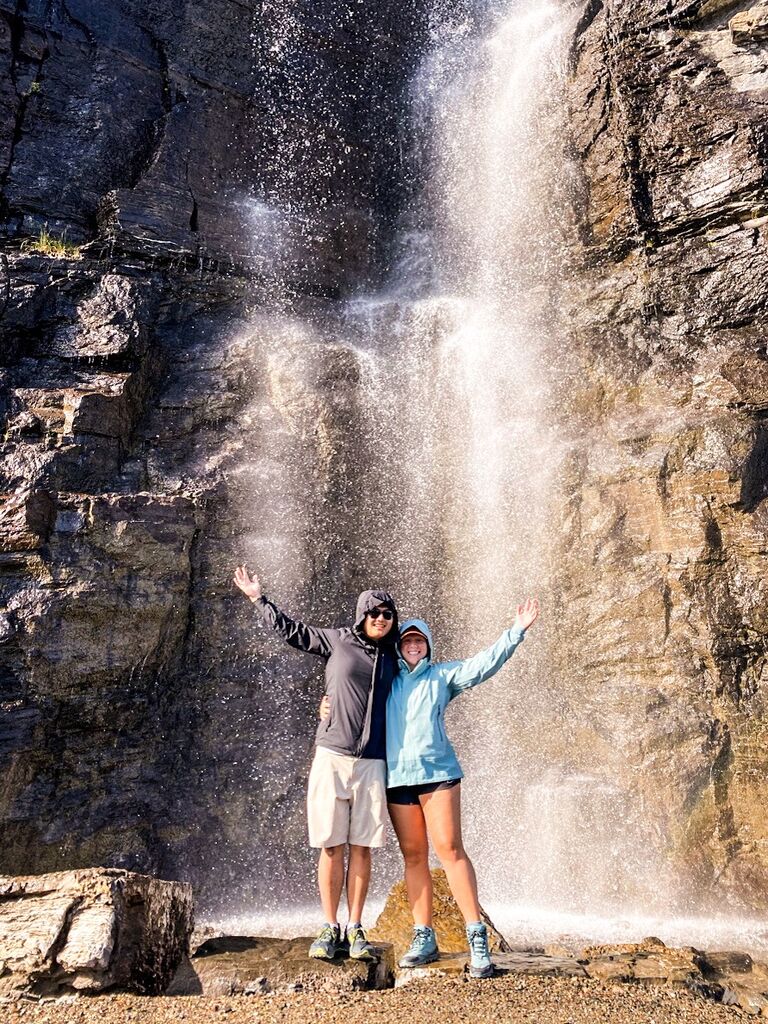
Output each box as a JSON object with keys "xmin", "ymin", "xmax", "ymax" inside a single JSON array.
[
  {"xmin": 398, "ymin": 618, "xmax": 433, "ymax": 662},
  {"xmin": 353, "ymin": 589, "xmax": 399, "ymax": 643}
]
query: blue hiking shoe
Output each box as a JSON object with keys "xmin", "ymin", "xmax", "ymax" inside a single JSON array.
[
  {"xmin": 466, "ymin": 922, "xmax": 493, "ymax": 978},
  {"xmin": 346, "ymin": 923, "xmax": 377, "ymax": 961},
  {"xmin": 308, "ymin": 923, "xmax": 343, "ymax": 960},
  {"xmin": 398, "ymin": 925, "xmax": 439, "ymax": 967}
]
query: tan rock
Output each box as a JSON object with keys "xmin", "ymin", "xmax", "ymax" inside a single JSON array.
[
  {"xmin": 0, "ymin": 868, "xmax": 193, "ymax": 999},
  {"xmin": 370, "ymin": 868, "xmax": 510, "ymax": 963},
  {"xmin": 0, "ymin": 489, "xmax": 55, "ymax": 552},
  {"xmin": 730, "ymin": 4, "xmax": 768, "ymax": 44}
]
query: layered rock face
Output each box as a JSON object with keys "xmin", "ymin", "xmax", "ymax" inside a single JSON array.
[
  {"xmin": 558, "ymin": 0, "xmax": 768, "ymax": 911},
  {"xmin": 2, "ymin": 0, "xmax": 768, "ymax": 922},
  {"xmin": 0, "ymin": 0, "xmax": 428, "ymax": 900}
]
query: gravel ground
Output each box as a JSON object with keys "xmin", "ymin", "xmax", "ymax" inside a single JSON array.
[{"xmin": 2, "ymin": 976, "xmax": 749, "ymax": 1024}]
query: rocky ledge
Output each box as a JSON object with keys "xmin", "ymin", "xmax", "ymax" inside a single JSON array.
[
  {"xmin": 164, "ymin": 931, "xmax": 768, "ymax": 1016},
  {"xmin": 167, "ymin": 872, "xmax": 768, "ymax": 1015},
  {"xmin": 167, "ymin": 935, "xmax": 394, "ymax": 997}
]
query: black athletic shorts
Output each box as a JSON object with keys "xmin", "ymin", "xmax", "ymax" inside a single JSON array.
[{"xmin": 386, "ymin": 778, "xmax": 461, "ymax": 805}]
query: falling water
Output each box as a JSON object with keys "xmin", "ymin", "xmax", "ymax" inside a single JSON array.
[
  {"xmin": 214, "ymin": 0, "xmax": 768, "ymax": 956},
  {"xmin": 345, "ymin": 0, "xmax": 580, "ymax": 910}
]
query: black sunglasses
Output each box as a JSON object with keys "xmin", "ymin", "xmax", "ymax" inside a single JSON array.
[{"xmin": 367, "ymin": 608, "xmax": 394, "ymax": 621}]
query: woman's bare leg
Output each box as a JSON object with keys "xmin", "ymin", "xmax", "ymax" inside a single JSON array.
[
  {"xmin": 420, "ymin": 784, "xmax": 482, "ymax": 923},
  {"xmin": 388, "ymin": 801, "xmax": 433, "ymax": 926}
]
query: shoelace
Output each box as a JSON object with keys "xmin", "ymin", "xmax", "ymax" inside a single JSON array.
[
  {"xmin": 318, "ymin": 925, "xmax": 337, "ymax": 942},
  {"xmin": 468, "ymin": 928, "xmax": 489, "ymax": 959},
  {"xmin": 409, "ymin": 927, "xmax": 434, "ymax": 953}
]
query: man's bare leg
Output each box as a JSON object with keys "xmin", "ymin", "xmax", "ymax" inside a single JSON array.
[
  {"xmin": 346, "ymin": 844, "xmax": 371, "ymax": 924},
  {"xmin": 318, "ymin": 845, "xmax": 345, "ymax": 923}
]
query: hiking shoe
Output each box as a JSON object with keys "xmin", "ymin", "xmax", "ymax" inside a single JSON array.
[
  {"xmin": 399, "ymin": 925, "xmax": 439, "ymax": 968},
  {"xmin": 308, "ymin": 923, "xmax": 343, "ymax": 960},
  {"xmin": 346, "ymin": 923, "xmax": 377, "ymax": 961},
  {"xmin": 466, "ymin": 922, "xmax": 493, "ymax": 978}
]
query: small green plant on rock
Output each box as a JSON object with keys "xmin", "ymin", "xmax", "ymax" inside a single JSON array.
[{"xmin": 21, "ymin": 226, "xmax": 82, "ymax": 260}]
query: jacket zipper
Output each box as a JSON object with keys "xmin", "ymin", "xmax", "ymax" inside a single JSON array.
[
  {"xmin": 357, "ymin": 645, "xmax": 378, "ymax": 757},
  {"xmin": 436, "ymin": 709, "xmax": 446, "ymax": 745}
]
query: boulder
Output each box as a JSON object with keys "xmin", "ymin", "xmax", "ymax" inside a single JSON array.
[
  {"xmin": 0, "ymin": 868, "xmax": 193, "ymax": 998},
  {"xmin": 370, "ymin": 868, "xmax": 511, "ymax": 965},
  {"xmin": 167, "ymin": 935, "xmax": 395, "ymax": 996}
]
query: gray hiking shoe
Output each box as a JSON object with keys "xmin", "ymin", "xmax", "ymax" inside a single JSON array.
[
  {"xmin": 346, "ymin": 923, "xmax": 377, "ymax": 961},
  {"xmin": 399, "ymin": 925, "xmax": 439, "ymax": 967},
  {"xmin": 308, "ymin": 923, "xmax": 343, "ymax": 960},
  {"xmin": 466, "ymin": 922, "xmax": 493, "ymax": 978}
]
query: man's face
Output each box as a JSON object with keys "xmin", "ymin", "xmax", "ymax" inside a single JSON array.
[{"xmin": 363, "ymin": 603, "xmax": 394, "ymax": 640}]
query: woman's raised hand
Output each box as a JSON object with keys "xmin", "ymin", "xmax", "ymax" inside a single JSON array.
[
  {"xmin": 514, "ymin": 597, "xmax": 539, "ymax": 632},
  {"xmin": 234, "ymin": 565, "xmax": 262, "ymax": 601}
]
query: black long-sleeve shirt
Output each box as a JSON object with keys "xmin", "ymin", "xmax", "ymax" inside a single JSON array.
[{"xmin": 255, "ymin": 589, "xmax": 398, "ymax": 760}]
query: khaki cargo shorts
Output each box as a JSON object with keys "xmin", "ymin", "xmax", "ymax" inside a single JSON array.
[{"xmin": 307, "ymin": 746, "xmax": 387, "ymax": 849}]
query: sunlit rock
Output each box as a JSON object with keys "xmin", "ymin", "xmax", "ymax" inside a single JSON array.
[
  {"xmin": 371, "ymin": 868, "xmax": 510, "ymax": 965},
  {"xmin": 0, "ymin": 868, "xmax": 192, "ymax": 999},
  {"xmin": 730, "ymin": 5, "xmax": 768, "ymax": 44}
]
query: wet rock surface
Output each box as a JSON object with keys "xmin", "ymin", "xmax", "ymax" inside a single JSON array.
[
  {"xmin": 1, "ymin": 0, "xmax": 768, "ymax": 930},
  {"xmin": 0, "ymin": 867, "xmax": 193, "ymax": 998},
  {"xmin": 0, "ymin": 0, "xmax": 429, "ymax": 901},
  {"xmin": 167, "ymin": 935, "xmax": 395, "ymax": 996}
]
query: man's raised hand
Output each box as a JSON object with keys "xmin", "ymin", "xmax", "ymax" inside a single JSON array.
[
  {"xmin": 514, "ymin": 597, "xmax": 539, "ymax": 632},
  {"xmin": 234, "ymin": 565, "xmax": 262, "ymax": 602}
]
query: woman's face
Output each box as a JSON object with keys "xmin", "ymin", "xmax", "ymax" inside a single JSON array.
[{"xmin": 400, "ymin": 633, "xmax": 428, "ymax": 668}]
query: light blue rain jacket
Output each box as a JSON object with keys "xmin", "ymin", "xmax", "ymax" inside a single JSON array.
[{"xmin": 386, "ymin": 617, "xmax": 525, "ymax": 789}]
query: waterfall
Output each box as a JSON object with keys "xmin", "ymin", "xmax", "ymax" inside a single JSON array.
[
  {"xmin": 218, "ymin": 0, "xmax": 768, "ymax": 954},
  {"xmin": 346, "ymin": 0, "xmax": 578, "ymax": 906}
]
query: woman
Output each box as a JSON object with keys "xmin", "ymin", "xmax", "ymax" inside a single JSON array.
[{"xmin": 323, "ymin": 597, "xmax": 538, "ymax": 977}]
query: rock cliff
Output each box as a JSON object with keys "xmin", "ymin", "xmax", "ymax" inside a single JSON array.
[
  {"xmin": 1, "ymin": 0, "xmax": 767, "ymax": 921},
  {"xmin": 558, "ymin": 0, "xmax": 768, "ymax": 911},
  {"xmin": 0, "ymin": 0, "xmax": 429, "ymax": 903}
]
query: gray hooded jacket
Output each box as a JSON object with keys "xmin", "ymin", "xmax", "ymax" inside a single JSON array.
[{"xmin": 254, "ymin": 589, "xmax": 398, "ymax": 760}]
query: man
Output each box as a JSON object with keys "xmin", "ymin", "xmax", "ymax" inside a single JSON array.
[{"xmin": 234, "ymin": 566, "xmax": 398, "ymax": 960}]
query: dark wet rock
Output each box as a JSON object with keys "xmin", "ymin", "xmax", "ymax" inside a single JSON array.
[
  {"xmin": 166, "ymin": 935, "xmax": 395, "ymax": 996},
  {"xmin": 1, "ymin": 0, "xmax": 768, "ymax": 931},
  {"xmin": 0, "ymin": 0, "xmax": 429, "ymax": 894},
  {"xmin": 0, "ymin": 867, "xmax": 192, "ymax": 999}
]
